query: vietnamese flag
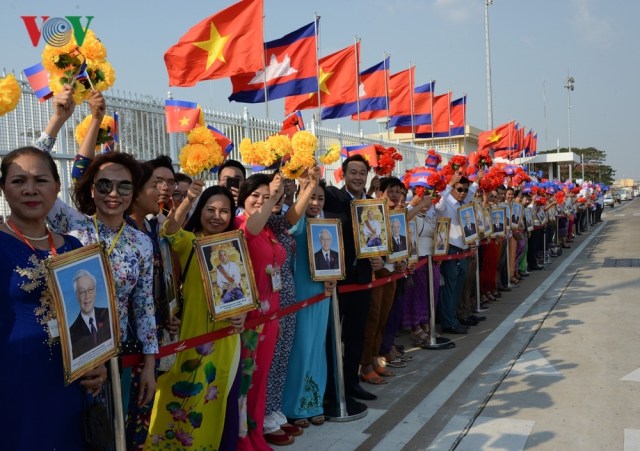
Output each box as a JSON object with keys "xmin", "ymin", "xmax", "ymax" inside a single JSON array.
[
  {"xmin": 164, "ymin": 0, "xmax": 264, "ymax": 87},
  {"xmin": 285, "ymin": 43, "xmax": 359, "ymax": 114},
  {"xmin": 341, "ymin": 144, "xmax": 378, "ymax": 167},
  {"xmin": 165, "ymin": 99, "xmax": 200, "ymax": 133},
  {"xmin": 478, "ymin": 120, "xmax": 515, "ymax": 151}
]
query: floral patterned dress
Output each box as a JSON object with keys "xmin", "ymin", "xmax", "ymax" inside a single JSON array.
[
  {"xmin": 0, "ymin": 231, "xmax": 86, "ymax": 450},
  {"xmin": 145, "ymin": 228, "xmax": 240, "ymax": 449},
  {"xmin": 47, "ymin": 199, "xmax": 158, "ymax": 354}
]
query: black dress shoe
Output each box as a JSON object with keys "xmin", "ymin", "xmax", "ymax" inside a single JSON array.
[
  {"xmin": 347, "ymin": 384, "xmax": 377, "ymax": 400},
  {"xmin": 459, "ymin": 317, "xmax": 479, "ymax": 326},
  {"xmin": 529, "ymin": 265, "xmax": 543, "ymax": 270},
  {"xmin": 470, "ymin": 314, "xmax": 486, "ymax": 321},
  {"xmin": 441, "ymin": 326, "xmax": 468, "ymax": 334},
  {"xmin": 498, "ymin": 286, "xmax": 512, "ymax": 292}
]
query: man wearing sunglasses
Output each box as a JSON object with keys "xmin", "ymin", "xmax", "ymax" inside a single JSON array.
[{"xmin": 435, "ymin": 171, "xmax": 482, "ymax": 335}]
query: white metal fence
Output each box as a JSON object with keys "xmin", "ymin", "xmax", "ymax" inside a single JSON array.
[{"xmin": 0, "ymin": 78, "xmax": 457, "ymax": 217}]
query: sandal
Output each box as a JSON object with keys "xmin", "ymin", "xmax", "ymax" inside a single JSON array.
[
  {"xmin": 309, "ymin": 415, "xmax": 325, "ymax": 426},
  {"xmin": 374, "ymin": 366, "xmax": 395, "ymax": 377},
  {"xmin": 287, "ymin": 417, "xmax": 310, "ymax": 428},
  {"xmin": 510, "ymin": 277, "xmax": 520, "ymax": 284},
  {"xmin": 360, "ymin": 370, "xmax": 387, "ymax": 384},
  {"xmin": 410, "ymin": 330, "xmax": 428, "ymax": 345},
  {"xmin": 264, "ymin": 432, "xmax": 294, "ymax": 446},
  {"xmin": 383, "ymin": 357, "xmax": 407, "ymax": 368},
  {"xmin": 485, "ymin": 292, "xmax": 497, "ymax": 302},
  {"xmin": 492, "ymin": 290, "xmax": 502, "ymax": 298},
  {"xmin": 281, "ymin": 424, "xmax": 303, "ymax": 437}
]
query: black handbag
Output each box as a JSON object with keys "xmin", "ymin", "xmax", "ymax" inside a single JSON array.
[{"xmin": 82, "ymin": 393, "xmax": 114, "ymax": 451}]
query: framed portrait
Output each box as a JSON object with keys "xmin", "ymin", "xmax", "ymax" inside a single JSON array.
[
  {"xmin": 473, "ymin": 201, "xmax": 486, "ymax": 239},
  {"xmin": 351, "ymin": 198, "xmax": 391, "ymax": 259},
  {"xmin": 458, "ymin": 204, "xmax": 479, "ymax": 244},
  {"xmin": 537, "ymin": 208, "xmax": 547, "ymax": 224},
  {"xmin": 46, "ymin": 243, "xmax": 120, "ymax": 385},
  {"xmin": 388, "ymin": 209, "xmax": 410, "ymax": 263},
  {"xmin": 490, "ymin": 208, "xmax": 507, "ymax": 238},
  {"xmin": 524, "ymin": 207, "xmax": 535, "ymax": 232},
  {"xmin": 407, "ymin": 217, "xmax": 419, "ymax": 264},
  {"xmin": 307, "ymin": 218, "xmax": 346, "ymax": 281},
  {"xmin": 483, "ymin": 207, "xmax": 494, "ymax": 237},
  {"xmin": 433, "ymin": 217, "xmax": 450, "ymax": 256},
  {"xmin": 159, "ymin": 237, "xmax": 180, "ymax": 320},
  {"xmin": 511, "ymin": 203, "xmax": 524, "ymax": 229},
  {"xmin": 499, "ymin": 202, "xmax": 511, "ymax": 230},
  {"xmin": 194, "ymin": 230, "xmax": 259, "ymax": 320}
]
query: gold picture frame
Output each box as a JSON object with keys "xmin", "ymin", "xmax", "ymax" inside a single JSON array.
[
  {"xmin": 307, "ymin": 218, "xmax": 346, "ymax": 281},
  {"xmin": 472, "ymin": 200, "xmax": 486, "ymax": 239},
  {"xmin": 46, "ymin": 243, "xmax": 120, "ymax": 385},
  {"xmin": 458, "ymin": 204, "xmax": 480, "ymax": 244},
  {"xmin": 511, "ymin": 202, "xmax": 524, "ymax": 229},
  {"xmin": 159, "ymin": 237, "xmax": 180, "ymax": 320},
  {"xmin": 388, "ymin": 209, "xmax": 410, "ymax": 263},
  {"xmin": 524, "ymin": 206, "xmax": 535, "ymax": 232},
  {"xmin": 194, "ymin": 229, "xmax": 259, "ymax": 320},
  {"xmin": 483, "ymin": 206, "xmax": 494, "ymax": 237},
  {"xmin": 490, "ymin": 208, "xmax": 507, "ymax": 238},
  {"xmin": 351, "ymin": 198, "xmax": 391, "ymax": 259},
  {"xmin": 407, "ymin": 217, "xmax": 419, "ymax": 264},
  {"xmin": 434, "ymin": 217, "xmax": 451, "ymax": 256}
]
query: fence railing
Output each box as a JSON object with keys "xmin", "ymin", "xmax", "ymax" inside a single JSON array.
[{"xmin": 0, "ymin": 77, "xmax": 459, "ymax": 217}]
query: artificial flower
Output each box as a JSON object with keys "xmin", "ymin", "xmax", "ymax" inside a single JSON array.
[
  {"xmin": 0, "ymin": 74, "xmax": 21, "ymax": 116},
  {"xmin": 179, "ymin": 126, "xmax": 224, "ymax": 176},
  {"xmin": 318, "ymin": 143, "xmax": 341, "ymax": 165},
  {"xmin": 75, "ymin": 114, "xmax": 115, "ymax": 150},
  {"xmin": 448, "ymin": 155, "xmax": 468, "ymax": 172},
  {"xmin": 374, "ymin": 144, "xmax": 402, "ymax": 176},
  {"xmin": 469, "ymin": 148, "xmax": 493, "ymax": 168}
]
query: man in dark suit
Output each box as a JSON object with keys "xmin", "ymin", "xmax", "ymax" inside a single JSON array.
[
  {"xmin": 314, "ymin": 229, "xmax": 340, "ymax": 270},
  {"xmin": 462, "ymin": 210, "xmax": 477, "ymax": 238},
  {"xmin": 492, "ymin": 213, "xmax": 504, "ymax": 232},
  {"xmin": 323, "ymin": 155, "xmax": 383, "ymax": 407},
  {"xmin": 69, "ymin": 270, "xmax": 112, "ymax": 359},
  {"xmin": 390, "ymin": 218, "xmax": 407, "ymax": 253}
]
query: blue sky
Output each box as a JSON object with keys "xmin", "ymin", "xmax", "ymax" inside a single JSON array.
[{"xmin": 3, "ymin": 0, "xmax": 638, "ymax": 179}]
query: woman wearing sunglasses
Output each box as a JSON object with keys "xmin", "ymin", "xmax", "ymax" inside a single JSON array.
[{"xmin": 42, "ymin": 89, "xmax": 158, "ymax": 420}]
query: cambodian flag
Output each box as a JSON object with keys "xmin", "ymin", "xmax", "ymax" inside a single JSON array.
[
  {"xmin": 23, "ymin": 63, "xmax": 52, "ymax": 102},
  {"xmin": 229, "ymin": 21, "xmax": 318, "ymax": 103}
]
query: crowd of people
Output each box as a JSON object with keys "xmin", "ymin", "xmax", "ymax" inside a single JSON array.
[{"xmin": 0, "ymin": 87, "xmax": 607, "ymax": 450}]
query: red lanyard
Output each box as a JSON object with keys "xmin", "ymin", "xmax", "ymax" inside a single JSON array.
[{"xmin": 7, "ymin": 219, "xmax": 58, "ymax": 256}]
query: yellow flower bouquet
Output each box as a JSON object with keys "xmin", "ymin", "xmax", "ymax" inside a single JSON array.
[
  {"xmin": 0, "ymin": 74, "xmax": 21, "ymax": 116},
  {"xmin": 179, "ymin": 126, "xmax": 224, "ymax": 177},
  {"xmin": 75, "ymin": 114, "xmax": 115, "ymax": 150}
]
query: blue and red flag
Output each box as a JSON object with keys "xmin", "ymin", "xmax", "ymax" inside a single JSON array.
[
  {"xmin": 285, "ymin": 43, "xmax": 360, "ymax": 114},
  {"xmin": 409, "ymin": 168, "xmax": 435, "ymax": 188},
  {"xmin": 23, "ymin": 62, "xmax": 52, "ymax": 102},
  {"xmin": 229, "ymin": 21, "xmax": 318, "ymax": 103},
  {"xmin": 325, "ymin": 57, "xmax": 390, "ymax": 120},
  {"xmin": 396, "ymin": 92, "xmax": 451, "ymax": 135},
  {"xmin": 208, "ymin": 125, "xmax": 234, "ymax": 173},
  {"xmin": 164, "ymin": 99, "xmax": 200, "ymax": 133},
  {"xmin": 413, "ymin": 94, "xmax": 465, "ymax": 138},
  {"xmin": 389, "ymin": 80, "xmax": 435, "ymax": 127}
]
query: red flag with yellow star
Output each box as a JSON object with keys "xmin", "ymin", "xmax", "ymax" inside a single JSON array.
[
  {"xmin": 164, "ymin": 0, "xmax": 264, "ymax": 87},
  {"xmin": 165, "ymin": 99, "xmax": 200, "ymax": 133},
  {"xmin": 478, "ymin": 120, "xmax": 515, "ymax": 151},
  {"xmin": 284, "ymin": 43, "xmax": 359, "ymax": 114}
]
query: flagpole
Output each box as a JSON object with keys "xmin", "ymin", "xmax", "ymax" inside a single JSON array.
[
  {"xmin": 430, "ymin": 79, "xmax": 435, "ymax": 150},
  {"xmin": 354, "ymin": 36, "xmax": 362, "ymax": 134},
  {"xmin": 314, "ymin": 12, "xmax": 322, "ymax": 126},
  {"xmin": 462, "ymin": 94, "xmax": 467, "ymax": 154},
  {"xmin": 383, "ymin": 52, "xmax": 391, "ymax": 140},
  {"xmin": 409, "ymin": 62, "xmax": 415, "ymax": 146},
  {"xmin": 447, "ymin": 91, "xmax": 452, "ymax": 148},
  {"xmin": 261, "ymin": 12, "xmax": 269, "ymax": 118}
]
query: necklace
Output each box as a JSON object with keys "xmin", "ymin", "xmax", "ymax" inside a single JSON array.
[
  {"xmin": 5, "ymin": 218, "xmax": 57, "ymax": 256},
  {"xmin": 4, "ymin": 220, "xmax": 49, "ymax": 241}
]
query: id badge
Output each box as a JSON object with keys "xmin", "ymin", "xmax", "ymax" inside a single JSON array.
[{"xmin": 270, "ymin": 267, "xmax": 282, "ymax": 292}]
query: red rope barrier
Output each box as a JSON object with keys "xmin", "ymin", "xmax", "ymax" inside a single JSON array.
[{"xmin": 121, "ymin": 249, "xmax": 475, "ymax": 368}]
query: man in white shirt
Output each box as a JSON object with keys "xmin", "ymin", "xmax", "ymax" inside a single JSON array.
[{"xmin": 216, "ymin": 249, "xmax": 244, "ymax": 304}]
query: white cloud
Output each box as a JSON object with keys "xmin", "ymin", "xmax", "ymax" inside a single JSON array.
[
  {"xmin": 248, "ymin": 54, "xmax": 298, "ymax": 85},
  {"xmin": 570, "ymin": 0, "xmax": 613, "ymax": 45}
]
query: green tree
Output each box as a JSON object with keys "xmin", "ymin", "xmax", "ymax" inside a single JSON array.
[{"xmin": 538, "ymin": 147, "xmax": 615, "ymax": 185}]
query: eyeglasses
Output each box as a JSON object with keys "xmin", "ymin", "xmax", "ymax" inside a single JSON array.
[
  {"xmin": 455, "ymin": 187, "xmax": 469, "ymax": 193},
  {"xmin": 77, "ymin": 286, "xmax": 96, "ymax": 297},
  {"xmin": 155, "ymin": 178, "xmax": 177, "ymax": 189},
  {"xmin": 94, "ymin": 178, "xmax": 134, "ymax": 196},
  {"xmin": 172, "ymin": 191, "xmax": 187, "ymax": 200}
]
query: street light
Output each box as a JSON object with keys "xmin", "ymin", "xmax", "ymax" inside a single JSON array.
[
  {"xmin": 564, "ymin": 76, "xmax": 575, "ymax": 154},
  {"xmin": 484, "ymin": 0, "xmax": 494, "ymax": 129}
]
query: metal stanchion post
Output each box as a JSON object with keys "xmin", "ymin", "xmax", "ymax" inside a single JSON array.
[
  {"xmin": 506, "ymin": 234, "xmax": 512, "ymax": 287},
  {"xmin": 543, "ymin": 227, "xmax": 548, "ymax": 266},
  {"xmin": 324, "ymin": 288, "xmax": 368, "ymax": 422},
  {"xmin": 474, "ymin": 246, "xmax": 488, "ymax": 313},
  {"xmin": 110, "ymin": 357, "xmax": 126, "ymax": 451},
  {"xmin": 421, "ymin": 255, "xmax": 454, "ymax": 350}
]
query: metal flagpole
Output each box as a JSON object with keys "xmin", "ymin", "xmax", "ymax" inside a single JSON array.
[
  {"xmin": 261, "ymin": 14, "xmax": 269, "ymax": 118},
  {"xmin": 409, "ymin": 62, "xmax": 415, "ymax": 146},
  {"xmin": 447, "ymin": 91, "xmax": 452, "ymax": 148},
  {"xmin": 324, "ymin": 288, "xmax": 368, "ymax": 420},
  {"xmin": 355, "ymin": 36, "xmax": 362, "ymax": 133},
  {"xmin": 313, "ymin": 13, "xmax": 322, "ymax": 127},
  {"xmin": 462, "ymin": 95, "xmax": 467, "ymax": 153},
  {"xmin": 421, "ymin": 256, "xmax": 455, "ymax": 350},
  {"xmin": 430, "ymin": 80, "xmax": 435, "ymax": 150},
  {"xmin": 384, "ymin": 53, "xmax": 391, "ymax": 140}
]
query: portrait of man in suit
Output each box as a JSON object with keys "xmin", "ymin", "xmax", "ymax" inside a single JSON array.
[
  {"xmin": 462, "ymin": 210, "xmax": 477, "ymax": 238},
  {"xmin": 69, "ymin": 269, "xmax": 112, "ymax": 360},
  {"xmin": 492, "ymin": 211, "xmax": 505, "ymax": 232},
  {"xmin": 390, "ymin": 218, "xmax": 407, "ymax": 253},
  {"xmin": 215, "ymin": 249, "xmax": 245, "ymax": 304},
  {"xmin": 314, "ymin": 229, "xmax": 340, "ymax": 270}
]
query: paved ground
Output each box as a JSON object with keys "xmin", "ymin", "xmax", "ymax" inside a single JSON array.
[{"xmin": 288, "ymin": 199, "xmax": 640, "ymax": 451}]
